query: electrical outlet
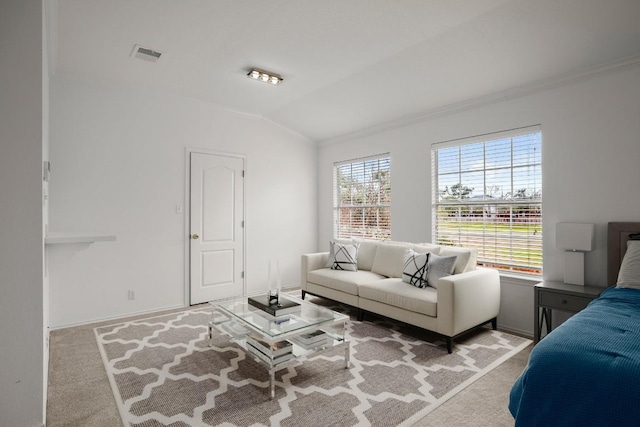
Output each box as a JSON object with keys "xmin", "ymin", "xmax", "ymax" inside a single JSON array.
[
  {"xmin": 128, "ymin": 290, "xmax": 136, "ymax": 300},
  {"xmin": 176, "ymin": 204, "xmax": 183, "ymax": 214}
]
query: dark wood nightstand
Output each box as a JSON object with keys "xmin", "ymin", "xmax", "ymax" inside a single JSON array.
[{"xmin": 534, "ymin": 281, "xmax": 602, "ymax": 343}]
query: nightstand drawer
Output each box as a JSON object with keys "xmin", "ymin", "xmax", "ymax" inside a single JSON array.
[{"xmin": 539, "ymin": 292, "xmax": 592, "ymax": 312}]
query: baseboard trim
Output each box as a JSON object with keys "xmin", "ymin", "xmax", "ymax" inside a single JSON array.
[
  {"xmin": 497, "ymin": 324, "xmax": 533, "ymax": 339},
  {"xmin": 51, "ymin": 286, "xmax": 303, "ymax": 330},
  {"xmin": 49, "ymin": 304, "xmax": 186, "ymax": 330}
]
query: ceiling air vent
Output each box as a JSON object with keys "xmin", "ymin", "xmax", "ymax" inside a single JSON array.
[{"xmin": 130, "ymin": 44, "xmax": 163, "ymax": 63}]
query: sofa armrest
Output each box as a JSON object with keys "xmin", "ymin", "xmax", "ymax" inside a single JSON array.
[
  {"xmin": 300, "ymin": 252, "xmax": 329, "ymax": 290},
  {"xmin": 436, "ymin": 268, "xmax": 501, "ymax": 336}
]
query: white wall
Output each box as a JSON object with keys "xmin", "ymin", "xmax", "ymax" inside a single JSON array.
[
  {"xmin": 42, "ymin": 0, "xmax": 51, "ymax": 418},
  {"xmin": 0, "ymin": 1, "xmax": 45, "ymax": 426},
  {"xmin": 49, "ymin": 74, "xmax": 317, "ymax": 327},
  {"xmin": 318, "ymin": 65, "xmax": 640, "ymax": 336}
]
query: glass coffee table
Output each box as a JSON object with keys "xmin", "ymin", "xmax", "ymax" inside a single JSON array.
[{"xmin": 209, "ymin": 293, "xmax": 350, "ymax": 398}]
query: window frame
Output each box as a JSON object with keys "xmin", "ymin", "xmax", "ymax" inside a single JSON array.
[
  {"xmin": 333, "ymin": 153, "xmax": 391, "ymax": 240},
  {"xmin": 431, "ymin": 126, "xmax": 542, "ymax": 277}
]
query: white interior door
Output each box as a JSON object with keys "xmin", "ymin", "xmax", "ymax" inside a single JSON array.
[{"xmin": 190, "ymin": 152, "xmax": 244, "ymax": 304}]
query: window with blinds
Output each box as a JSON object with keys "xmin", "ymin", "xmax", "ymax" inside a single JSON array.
[
  {"xmin": 333, "ymin": 154, "xmax": 391, "ymax": 239},
  {"xmin": 432, "ymin": 127, "xmax": 542, "ymax": 276}
]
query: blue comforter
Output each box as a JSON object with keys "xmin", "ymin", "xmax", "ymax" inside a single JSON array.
[{"xmin": 509, "ymin": 287, "xmax": 640, "ymax": 427}]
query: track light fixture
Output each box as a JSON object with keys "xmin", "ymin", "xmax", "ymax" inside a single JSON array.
[{"xmin": 247, "ymin": 68, "xmax": 283, "ymax": 85}]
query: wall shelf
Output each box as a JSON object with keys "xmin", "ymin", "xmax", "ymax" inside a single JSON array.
[{"xmin": 45, "ymin": 232, "xmax": 116, "ymax": 245}]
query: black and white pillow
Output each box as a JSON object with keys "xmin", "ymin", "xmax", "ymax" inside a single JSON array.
[
  {"xmin": 426, "ymin": 253, "xmax": 457, "ymax": 288},
  {"xmin": 325, "ymin": 239, "xmax": 353, "ymax": 268},
  {"xmin": 402, "ymin": 250, "xmax": 429, "ymax": 288},
  {"xmin": 328, "ymin": 241, "xmax": 359, "ymax": 271}
]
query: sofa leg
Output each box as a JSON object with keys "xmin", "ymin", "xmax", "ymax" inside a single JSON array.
[
  {"xmin": 446, "ymin": 337, "xmax": 453, "ymax": 354},
  {"xmin": 301, "ymin": 290, "xmax": 306, "ymax": 300},
  {"xmin": 357, "ymin": 309, "xmax": 364, "ymax": 321},
  {"xmin": 491, "ymin": 317, "xmax": 497, "ymax": 330}
]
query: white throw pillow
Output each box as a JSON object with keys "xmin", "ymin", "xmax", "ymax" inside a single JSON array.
[
  {"xmin": 327, "ymin": 241, "xmax": 359, "ymax": 272},
  {"xmin": 411, "ymin": 243, "xmax": 442, "ymax": 255},
  {"xmin": 352, "ymin": 238, "xmax": 380, "ymax": 271},
  {"xmin": 371, "ymin": 243, "xmax": 411, "ymax": 278},
  {"xmin": 617, "ymin": 240, "xmax": 640, "ymax": 288},
  {"xmin": 426, "ymin": 253, "xmax": 457, "ymax": 289},
  {"xmin": 402, "ymin": 250, "xmax": 429, "ymax": 288}
]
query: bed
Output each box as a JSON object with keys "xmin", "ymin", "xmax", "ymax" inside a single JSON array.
[{"xmin": 509, "ymin": 222, "xmax": 640, "ymax": 427}]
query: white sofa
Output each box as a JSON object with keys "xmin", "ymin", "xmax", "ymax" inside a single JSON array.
[{"xmin": 301, "ymin": 239, "xmax": 500, "ymax": 353}]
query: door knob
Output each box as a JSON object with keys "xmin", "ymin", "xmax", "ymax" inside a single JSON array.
[{"xmin": 192, "ymin": 233, "xmax": 199, "ymax": 240}]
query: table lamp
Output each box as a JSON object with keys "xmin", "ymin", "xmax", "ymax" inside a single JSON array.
[{"xmin": 556, "ymin": 222, "xmax": 594, "ymax": 285}]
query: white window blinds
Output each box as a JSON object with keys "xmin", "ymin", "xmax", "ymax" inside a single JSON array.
[
  {"xmin": 333, "ymin": 154, "xmax": 391, "ymax": 239},
  {"xmin": 432, "ymin": 127, "xmax": 542, "ymax": 275}
]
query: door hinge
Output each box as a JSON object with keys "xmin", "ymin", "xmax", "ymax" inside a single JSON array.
[
  {"xmin": 242, "ymin": 170, "xmax": 245, "ymax": 177},
  {"xmin": 241, "ymin": 271, "xmax": 245, "ymax": 278},
  {"xmin": 241, "ymin": 220, "xmax": 244, "ymax": 228}
]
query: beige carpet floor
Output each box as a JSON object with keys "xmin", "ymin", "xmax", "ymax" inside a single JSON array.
[{"xmin": 47, "ymin": 304, "xmax": 531, "ymax": 427}]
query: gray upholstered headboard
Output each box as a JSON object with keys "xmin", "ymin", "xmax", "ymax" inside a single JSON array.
[{"xmin": 607, "ymin": 222, "xmax": 640, "ymax": 286}]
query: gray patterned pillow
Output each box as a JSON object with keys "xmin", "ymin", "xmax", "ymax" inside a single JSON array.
[
  {"xmin": 328, "ymin": 242, "xmax": 359, "ymax": 271},
  {"xmin": 402, "ymin": 250, "xmax": 429, "ymax": 288},
  {"xmin": 426, "ymin": 253, "xmax": 457, "ymax": 288}
]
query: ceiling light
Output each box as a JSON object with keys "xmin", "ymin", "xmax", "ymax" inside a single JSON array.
[{"xmin": 247, "ymin": 68, "xmax": 283, "ymax": 85}]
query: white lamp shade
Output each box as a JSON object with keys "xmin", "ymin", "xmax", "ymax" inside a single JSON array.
[{"xmin": 556, "ymin": 222, "xmax": 594, "ymax": 251}]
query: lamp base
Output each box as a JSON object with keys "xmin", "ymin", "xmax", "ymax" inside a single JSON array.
[{"xmin": 564, "ymin": 251, "xmax": 585, "ymax": 285}]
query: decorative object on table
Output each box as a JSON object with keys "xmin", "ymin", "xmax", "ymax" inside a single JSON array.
[
  {"xmin": 556, "ymin": 222, "xmax": 594, "ymax": 285},
  {"xmin": 247, "ymin": 293, "xmax": 300, "ymax": 316},
  {"xmin": 246, "ymin": 336, "xmax": 293, "ymax": 358},
  {"xmin": 268, "ymin": 258, "xmax": 282, "ymax": 304},
  {"xmin": 268, "ymin": 290, "xmax": 279, "ymax": 305},
  {"xmin": 247, "ymin": 343, "xmax": 294, "ymax": 365},
  {"xmin": 289, "ymin": 329, "xmax": 328, "ymax": 349},
  {"xmin": 246, "ymin": 335, "xmax": 294, "ymax": 365},
  {"xmin": 248, "ymin": 259, "xmax": 300, "ymax": 316}
]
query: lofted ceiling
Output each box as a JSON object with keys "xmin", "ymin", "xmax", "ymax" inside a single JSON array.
[{"xmin": 53, "ymin": 0, "xmax": 640, "ymax": 143}]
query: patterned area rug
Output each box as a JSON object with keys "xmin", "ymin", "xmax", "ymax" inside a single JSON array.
[{"xmin": 95, "ymin": 296, "xmax": 530, "ymax": 427}]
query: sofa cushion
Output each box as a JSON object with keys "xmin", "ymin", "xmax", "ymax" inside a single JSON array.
[
  {"xmin": 412, "ymin": 243, "xmax": 442, "ymax": 255},
  {"xmin": 439, "ymin": 246, "xmax": 478, "ymax": 274},
  {"xmin": 371, "ymin": 243, "xmax": 411, "ymax": 278},
  {"xmin": 307, "ymin": 268, "xmax": 385, "ymax": 295},
  {"xmin": 359, "ymin": 278, "xmax": 437, "ymax": 317},
  {"xmin": 327, "ymin": 241, "xmax": 359, "ymax": 271},
  {"xmin": 426, "ymin": 253, "xmax": 457, "ymax": 288},
  {"xmin": 352, "ymin": 238, "xmax": 379, "ymax": 271},
  {"xmin": 402, "ymin": 250, "xmax": 429, "ymax": 288}
]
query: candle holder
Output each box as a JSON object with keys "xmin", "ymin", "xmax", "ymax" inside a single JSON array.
[{"xmin": 267, "ymin": 259, "xmax": 281, "ymax": 305}]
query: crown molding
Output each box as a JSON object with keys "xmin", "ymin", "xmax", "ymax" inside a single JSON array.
[
  {"xmin": 320, "ymin": 54, "xmax": 640, "ymax": 146},
  {"xmin": 259, "ymin": 116, "xmax": 316, "ymax": 145}
]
